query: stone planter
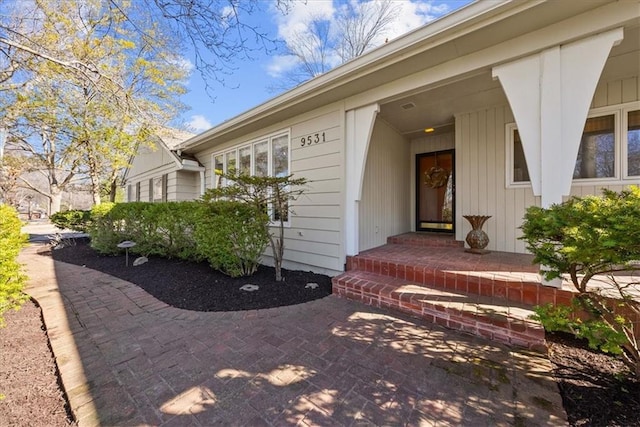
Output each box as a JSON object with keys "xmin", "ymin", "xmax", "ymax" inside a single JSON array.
[{"xmin": 463, "ymin": 215, "xmax": 491, "ymax": 255}]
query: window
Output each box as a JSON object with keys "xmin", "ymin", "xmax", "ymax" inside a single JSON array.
[
  {"xmin": 239, "ymin": 146, "xmax": 251, "ymax": 175},
  {"xmin": 573, "ymin": 114, "xmax": 615, "ymax": 179},
  {"xmin": 213, "ymin": 154, "xmax": 224, "ymax": 188},
  {"xmin": 512, "ymin": 130, "xmax": 530, "ymax": 182},
  {"xmin": 135, "ymin": 182, "xmax": 140, "ymax": 202},
  {"xmin": 627, "ymin": 109, "xmax": 640, "ymax": 177},
  {"xmin": 212, "ymin": 131, "xmax": 291, "ymax": 221},
  {"xmin": 507, "ymin": 104, "xmax": 640, "ymax": 186},
  {"xmin": 254, "ymin": 141, "xmax": 268, "ymax": 177},
  {"xmin": 212, "ymin": 132, "xmax": 289, "ymax": 182},
  {"xmin": 151, "ymin": 175, "xmax": 167, "ymax": 202}
]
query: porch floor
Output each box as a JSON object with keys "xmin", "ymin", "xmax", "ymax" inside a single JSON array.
[{"xmin": 332, "ymin": 232, "xmax": 576, "ymax": 351}]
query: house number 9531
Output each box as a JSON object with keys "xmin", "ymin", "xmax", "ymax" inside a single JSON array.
[{"xmin": 300, "ymin": 132, "xmax": 326, "ymax": 147}]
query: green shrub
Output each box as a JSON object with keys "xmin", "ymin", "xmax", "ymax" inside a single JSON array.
[
  {"xmin": 521, "ymin": 186, "xmax": 640, "ymax": 377},
  {"xmin": 0, "ymin": 205, "xmax": 28, "ymax": 326},
  {"xmin": 204, "ymin": 172, "xmax": 307, "ymax": 281},
  {"xmin": 89, "ymin": 202, "xmax": 202, "ymax": 260},
  {"xmin": 50, "ymin": 209, "xmax": 92, "ymax": 232},
  {"xmin": 88, "ymin": 202, "xmax": 120, "ymax": 254},
  {"xmin": 194, "ymin": 200, "xmax": 269, "ymax": 277}
]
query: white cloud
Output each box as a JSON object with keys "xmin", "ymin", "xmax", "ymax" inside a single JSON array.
[
  {"xmin": 266, "ymin": 1, "xmax": 463, "ymax": 79},
  {"xmin": 187, "ymin": 115, "xmax": 213, "ymax": 132},
  {"xmin": 266, "ymin": 55, "xmax": 300, "ymax": 78}
]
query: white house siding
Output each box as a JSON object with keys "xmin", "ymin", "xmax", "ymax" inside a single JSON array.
[
  {"xmin": 456, "ymin": 76, "xmax": 639, "ymax": 254},
  {"xmin": 127, "ymin": 143, "xmax": 176, "ymax": 179},
  {"xmin": 193, "ymin": 106, "xmax": 345, "ymax": 275},
  {"xmin": 359, "ymin": 119, "xmax": 411, "ymax": 252},
  {"xmin": 409, "ymin": 131, "xmax": 455, "ymax": 231},
  {"xmin": 173, "ymin": 171, "xmax": 200, "ymax": 201},
  {"xmin": 456, "ymin": 105, "xmax": 536, "ymax": 254}
]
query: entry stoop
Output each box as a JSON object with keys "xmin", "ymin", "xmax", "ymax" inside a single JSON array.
[{"xmin": 332, "ymin": 233, "xmax": 574, "ymax": 351}]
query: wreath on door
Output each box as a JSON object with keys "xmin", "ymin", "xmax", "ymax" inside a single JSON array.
[
  {"xmin": 423, "ymin": 152, "xmax": 450, "ymax": 188},
  {"xmin": 424, "ymin": 166, "xmax": 449, "ymax": 188}
]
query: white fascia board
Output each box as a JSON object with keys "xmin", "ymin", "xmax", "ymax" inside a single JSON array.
[
  {"xmin": 345, "ymin": 0, "xmax": 637, "ymax": 111},
  {"xmin": 178, "ymin": 0, "xmax": 537, "ymax": 152}
]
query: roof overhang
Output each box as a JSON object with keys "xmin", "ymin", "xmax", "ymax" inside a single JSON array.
[{"xmin": 179, "ymin": 0, "xmax": 631, "ymax": 154}]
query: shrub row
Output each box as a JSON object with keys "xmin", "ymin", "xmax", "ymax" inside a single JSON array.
[
  {"xmin": 88, "ymin": 201, "xmax": 269, "ymax": 277},
  {"xmin": 0, "ymin": 205, "xmax": 28, "ymax": 326},
  {"xmin": 50, "ymin": 209, "xmax": 93, "ymax": 233}
]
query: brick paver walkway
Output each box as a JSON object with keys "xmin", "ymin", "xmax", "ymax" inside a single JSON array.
[{"xmin": 19, "ymin": 244, "xmax": 566, "ymax": 426}]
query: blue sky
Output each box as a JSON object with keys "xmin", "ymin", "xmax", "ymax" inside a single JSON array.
[{"xmin": 179, "ymin": 0, "xmax": 474, "ymax": 133}]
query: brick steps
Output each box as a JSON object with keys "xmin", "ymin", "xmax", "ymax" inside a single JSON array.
[
  {"xmin": 333, "ymin": 270, "xmax": 546, "ymax": 351},
  {"xmin": 332, "ymin": 233, "xmax": 578, "ymax": 351}
]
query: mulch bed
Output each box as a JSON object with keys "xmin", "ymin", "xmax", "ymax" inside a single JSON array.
[
  {"xmin": 0, "ymin": 301, "xmax": 75, "ymax": 426},
  {"xmin": 2, "ymin": 238, "xmax": 639, "ymax": 425},
  {"xmin": 48, "ymin": 237, "xmax": 332, "ymax": 311}
]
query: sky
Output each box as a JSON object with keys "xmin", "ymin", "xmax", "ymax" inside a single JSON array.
[{"xmin": 180, "ymin": 0, "xmax": 474, "ymax": 134}]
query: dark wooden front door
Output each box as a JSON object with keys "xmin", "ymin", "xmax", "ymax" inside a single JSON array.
[{"xmin": 416, "ymin": 150, "xmax": 455, "ymax": 232}]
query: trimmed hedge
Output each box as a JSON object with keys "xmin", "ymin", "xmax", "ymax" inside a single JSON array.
[
  {"xmin": 0, "ymin": 205, "xmax": 28, "ymax": 326},
  {"xmin": 50, "ymin": 209, "xmax": 92, "ymax": 233},
  {"xmin": 89, "ymin": 202, "xmax": 201, "ymax": 260},
  {"xmin": 88, "ymin": 201, "xmax": 269, "ymax": 277}
]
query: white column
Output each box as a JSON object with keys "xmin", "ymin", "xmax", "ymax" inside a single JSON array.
[
  {"xmin": 493, "ymin": 28, "xmax": 623, "ymax": 207},
  {"xmin": 345, "ymin": 103, "xmax": 379, "ymax": 256}
]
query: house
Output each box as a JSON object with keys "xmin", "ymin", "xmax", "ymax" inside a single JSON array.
[
  {"xmin": 124, "ymin": 129, "xmax": 199, "ymax": 203},
  {"xmin": 123, "ymin": 0, "xmax": 640, "ymax": 278}
]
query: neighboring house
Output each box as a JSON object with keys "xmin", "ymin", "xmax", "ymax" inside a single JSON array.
[
  {"xmin": 123, "ymin": 129, "xmax": 200, "ymax": 203},
  {"xmin": 124, "ymin": 0, "xmax": 640, "ymax": 277}
]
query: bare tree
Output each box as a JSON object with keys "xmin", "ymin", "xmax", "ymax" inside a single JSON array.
[
  {"xmin": 273, "ymin": 0, "xmax": 399, "ymax": 89},
  {"xmin": 335, "ymin": 0, "xmax": 398, "ymax": 61}
]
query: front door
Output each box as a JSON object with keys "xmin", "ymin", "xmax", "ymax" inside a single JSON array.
[{"xmin": 416, "ymin": 150, "xmax": 455, "ymax": 232}]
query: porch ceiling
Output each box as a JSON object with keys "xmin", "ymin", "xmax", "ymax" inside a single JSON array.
[
  {"xmin": 378, "ymin": 71, "xmax": 506, "ymax": 138},
  {"xmin": 378, "ymin": 23, "xmax": 639, "ymax": 140}
]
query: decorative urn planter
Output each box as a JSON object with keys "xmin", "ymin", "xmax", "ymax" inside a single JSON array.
[{"xmin": 463, "ymin": 215, "xmax": 491, "ymax": 255}]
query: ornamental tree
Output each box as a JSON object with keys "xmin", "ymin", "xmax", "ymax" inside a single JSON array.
[
  {"xmin": 520, "ymin": 186, "xmax": 640, "ymax": 376},
  {"xmin": 203, "ymin": 172, "xmax": 307, "ymax": 282}
]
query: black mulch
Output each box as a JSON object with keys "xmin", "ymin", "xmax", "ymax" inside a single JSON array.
[{"xmin": 48, "ymin": 238, "xmax": 332, "ymax": 312}]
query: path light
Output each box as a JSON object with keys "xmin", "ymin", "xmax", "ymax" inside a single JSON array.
[{"xmin": 117, "ymin": 240, "xmax": 136, "ymax": 266}]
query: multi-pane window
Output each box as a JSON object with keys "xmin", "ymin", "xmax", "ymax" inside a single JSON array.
[
  {"xmin": 508, "ymin": 105, "xmax": 640, "ymax": 186},
  {"xmin": 212, "ymin": 132, "xmax": 289, "ymax": 184},
  {"xmin": 212, "ymin": 131, "xmax": 291, "ymax": 221}
]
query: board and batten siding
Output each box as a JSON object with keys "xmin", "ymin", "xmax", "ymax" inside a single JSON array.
[
  {"xmin": 409, "ymin": 130, "xmax": 455, "ymax": 231},
  {"xmin": 455, "ymin": 76, "xmax": 640, "ymax": 254},
  {"xmin": 359, "ymin": 119, "xmax": 411, "ymax": 251}
]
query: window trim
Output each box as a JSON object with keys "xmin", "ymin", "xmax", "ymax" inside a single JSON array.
[
  {"xmin": 623, "ymin": 105, "xmax": 640, "ymax": 180},
  {"xmin": 210, "ymin": 129, "xmax": 292, "ymax": 225},
  {"xmin": 506, "ymin": 102, "xmax": 639, "ymax": 189}
]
